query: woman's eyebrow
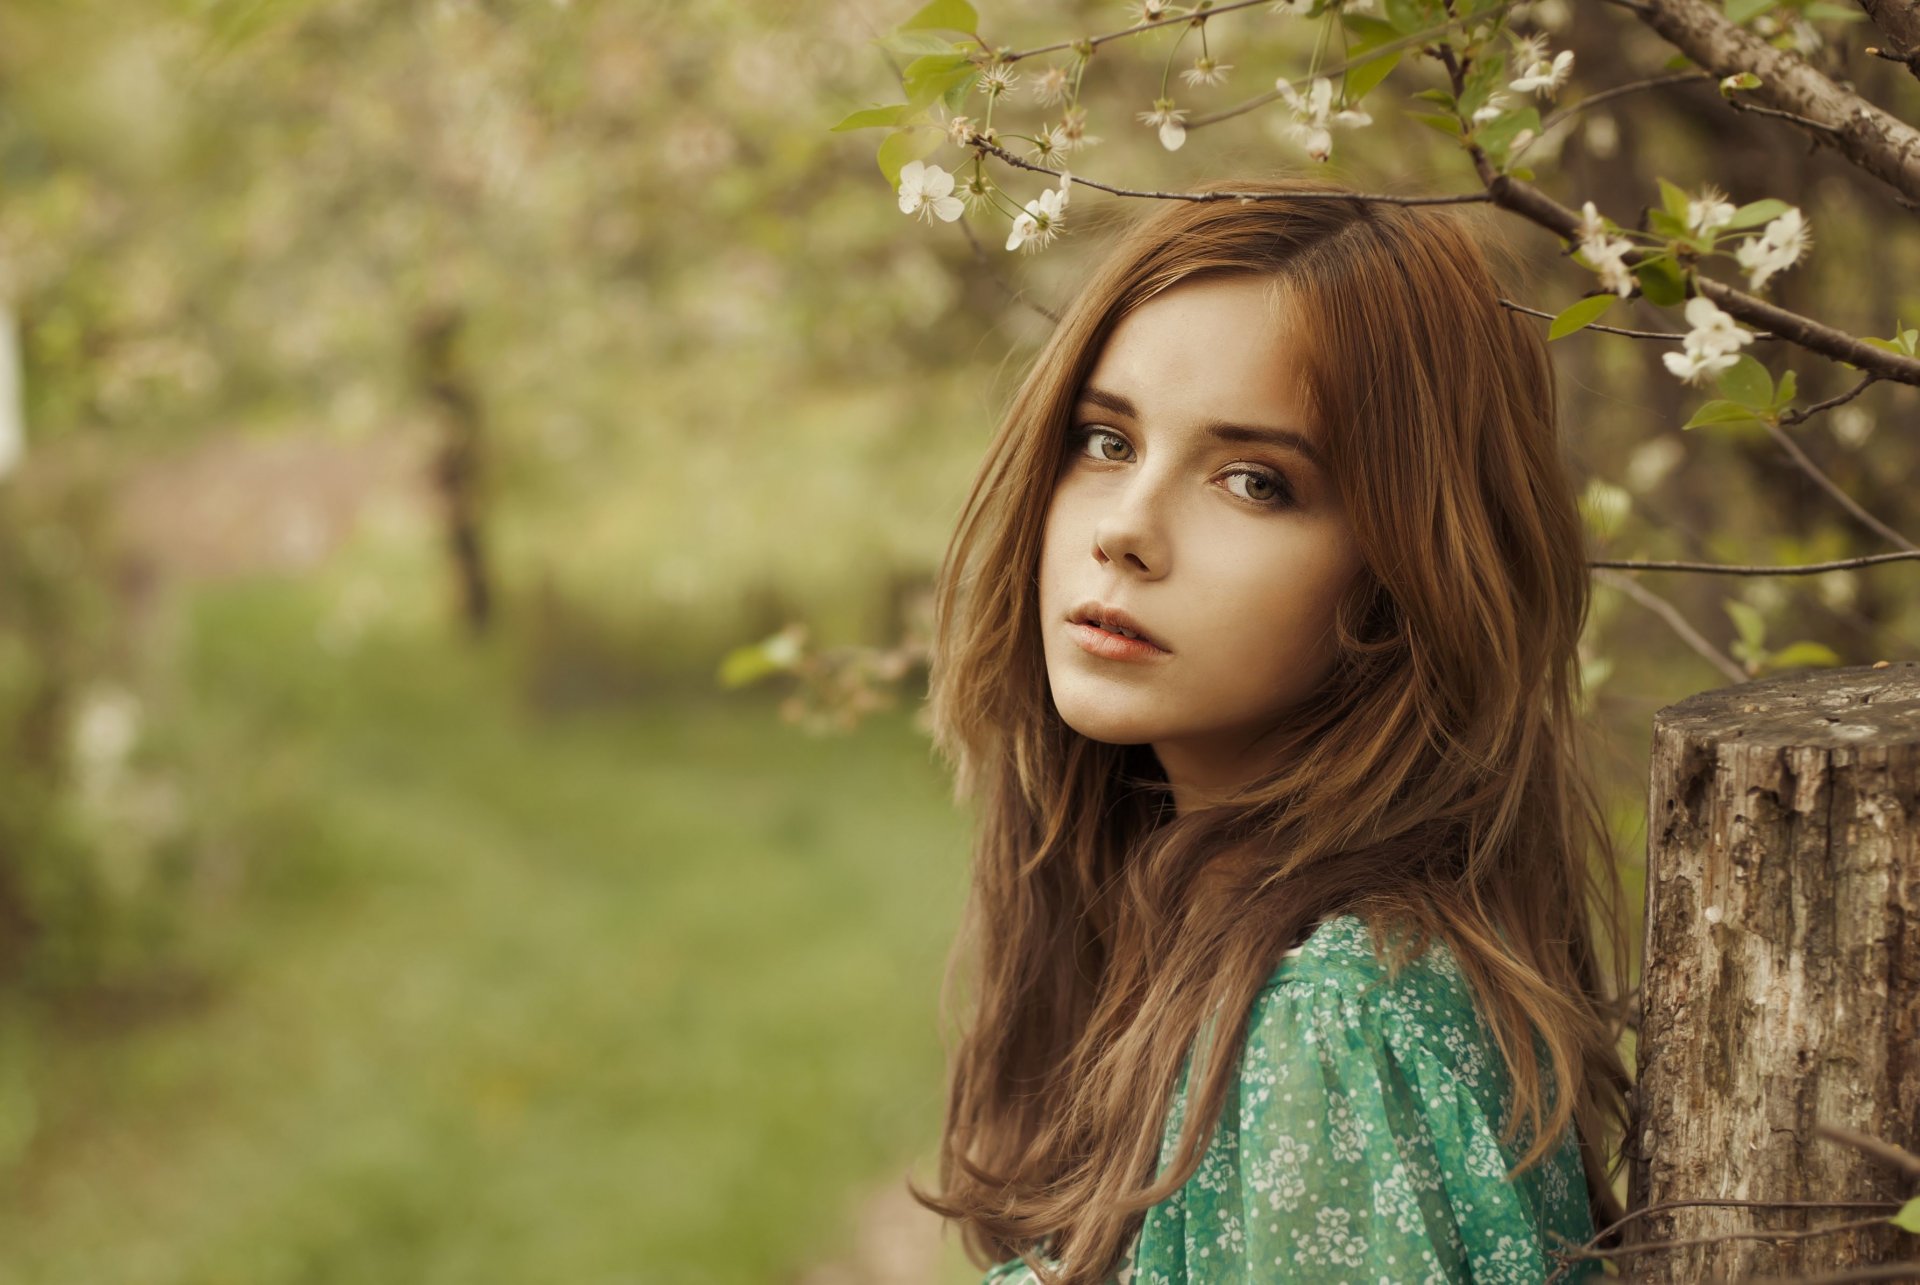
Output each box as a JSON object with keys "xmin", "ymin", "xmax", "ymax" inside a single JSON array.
[{"xmin": 1076, "ymin": 385, "xmax": 1324, "ymax": 471}]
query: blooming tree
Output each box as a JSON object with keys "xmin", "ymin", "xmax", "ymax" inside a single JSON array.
[{"xmin": 794, "ymin": 0, "xmax": 1920, "ymax": 709}]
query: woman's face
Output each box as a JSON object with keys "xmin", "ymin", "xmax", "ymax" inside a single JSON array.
[{"xmin": 1036, "ymin": 274, "xmax": 1367, "ymax": 809}]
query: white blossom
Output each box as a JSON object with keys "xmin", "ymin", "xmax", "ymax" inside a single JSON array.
[
  {"xmin": 1733, "ymin": 207, "xmax": 1811, "ymax": 291},
  {"xmin": 1137, "ymin": 97, "xmax": 1189, "ymax": 151},
  {"xmin": 979, "ymin": 62, "xmax": 1019, "ymax": 98},
  {"xmin": 1510, "ymin": 47, "xmax": 1574, "ymax": 98},
  {"xmin": 1661, "ymin": 295, "xmax": 1755, "ymax": 386},
  {"xmin": 1180, "ymin": 56, "xmax": 1233, "ymax": 88},
  {"xmin": 1685, "ymin": 184, "xmax": 1738, "ymax": 237},
  {"xmin": 1472, "ymin": 90, "xmax": 1515, "ymax": 124},
  {"xmin": 945, "ymin": 113, "xmax": 976, "ymax": 147},
  {"xmin": 1575, "ymin": 200, "xmax": 1637, "ymax": 298},
  {"xmin": 1026, "ymin": 125, "xmax": 1069, "ymax": 160},
  {"xmin": 1006, "ymin": 172, "xmax": 1072, "ymax": 253},
  {"xmin": 1273, "ymin": 76, "xmax": 1371, "ymax": 162},
  {"xmin": 896, "ymin": 160, "xmax": 964, "ymax": 224},
  {"xmin": 1031, "ymin": 65, "xmax": 1072, "ymax": 107},
  {"xmin": 1058, "ymin": 105, "xmax": 1101, "ymax": 152}
]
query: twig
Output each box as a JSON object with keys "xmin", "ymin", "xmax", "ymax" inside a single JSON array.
[
  {"xmin": 1593, "ymin": 568, "xmax": 1746, "ymax": 683},
  {"xmin": 1723, "ymin": 97, "xmax": 1848, "ymax": 138},
  {"xmin": 1813, "ymin": 1123, "xmax": 1920, "ymax": 1182},
  {"xmin": 1000, "ymin": 0, "xmax": 1276, "ymax": 64},
  {"xmin": 1760, "ymin": 395, "xmax": 1916, "ymax": 552},
  {"xmin": 1544, "ymin": 1198, "xmax": 1907, "ymax": 1285},
  {"xmin": 1183, "ymin": 4, "xmax": 1522, "ymax": 130},
  {"xmin": 1516, "ymin": 70, "xmax": 1715, "ymax": 163},
  {"xmin": 1498, "ymin": 296, "xmax": 1781, "ymax": 342},
  {"xmin": 1590, "ymin": 552, "xmax": 1920, "ymax": 575},
  {"xmin": 957, "ymin": 218, "xmax": 1060, "ymax": 324},
  {"xmin": 970, "ymin": 138, "xmax": 1493, "ymax": 206}
]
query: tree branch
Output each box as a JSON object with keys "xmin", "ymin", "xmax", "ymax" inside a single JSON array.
[
  {"xmin": 1590, "ymin": 551, "xmax": 1920, "ymax": 574},
  {"xmin": 1856, "ymin": 0, "xmax": 1920, "ymax": 87},
  {"xmin": 1498, "ymin": 296, "xmax": 1782, "ymax": 342},
  {"xmin": 1593, "ymin": 567, "xmax": 1747, "ymax": 682},
  {"xmin": 970, "ymin": 138, "xmax": 1494, "ymax": 206},
  {"xmin": 1629, "ymin": 0, "xmax": 1920, "ymax": 209},
  {"xmin": 1000, "ymin": 0, "xmax": 1276, "ymax": 64},
  {"xmin": 1478, "ymin": 171, "xmax": 1920, "ymax": 385},
  {"xmin": 1759, "ymin": 379, "xmax": 1916, "ymax": 552}
]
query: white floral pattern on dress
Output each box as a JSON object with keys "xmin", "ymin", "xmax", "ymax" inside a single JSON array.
[{"xmin": 982, "ymin": 914, "xmax": 1602, "ymax": 1283}]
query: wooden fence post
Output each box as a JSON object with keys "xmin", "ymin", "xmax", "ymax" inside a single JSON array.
[{"xmin": 1627, "ymin": 662, "xmax": 1920, "ymax": 1281}]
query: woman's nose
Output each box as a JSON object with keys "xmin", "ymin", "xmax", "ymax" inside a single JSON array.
[{"xmin": 1091, "ymin": 474, "xmax": 1169, "ymax": 577}]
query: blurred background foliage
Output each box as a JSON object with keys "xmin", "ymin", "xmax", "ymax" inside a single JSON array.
[{"xmin": 0, "ymin": 0, "xmax": 1913, "ymax": 1280}]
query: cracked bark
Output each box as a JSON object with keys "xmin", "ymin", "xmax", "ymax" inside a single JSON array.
[
  {"xmin": 1634, "ymin": 0, "xmax": 1920, "ymax": 207},
  {"xmin": 1630, "ymin": 662, "xmax": 1920, "ymax": 1280}
]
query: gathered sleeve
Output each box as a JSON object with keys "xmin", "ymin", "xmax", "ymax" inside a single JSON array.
[
  {"xmin": 1128, "ymin": 929, "xmax": 1596, "ymax": 1283},
  {"xmin": 980, "ymin": 918, "xmax": 1598, "ymax": 1285}
]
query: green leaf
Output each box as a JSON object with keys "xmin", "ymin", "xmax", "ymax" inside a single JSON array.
[
  {"xmin": 1724, "ymin": 198, "xmax": 1792, "ymax": 231},
  {"xmin": 1382, "ymin": 0, "xmax": 1441, "ymax": 35},
  {"xmin": 901, "ymin": 51, "xmax": 975, "ymax": 107},
  {"xmin": 1763, "ymin": 641, "xmax": 1842, "ymax": 671},
  {"xmin": 941, "ymin": 71, "xmax": 979, "ymax": 112},
  {"xmin": 1661, "ymin": 52, "xmax": 1695, "ymax": 71},
  {"xmin": 876, "ymin": 126, "xmax": 943, "ymax": 186},
  {"xmin": 1409, "ymin": 87, "xmax": 1456, "ymax": 106},
  {"xmin": 1549, "ymin": 294, "xmax": 1618, "ymax": 340},
  {"xmin": 1657, "ymin": 176, "xmax": 1691, "ymax": 222},
  {"xmin": 878, "ymin": 30, "xmax": 961, "ymax": 57},
  {"xmin": 1773, "ymin": 368, "xmax": 1797, "ymax": 409},
  {"xmin": 1725, "ymin": 599, "xmax": 1768, "ymax": 653},
  {"xmin": 1803, "ymin": 2, "xmax": 1865, "ymax": 20},
  {"xmin": 1341, "ymin": 13, "xmax": 1403, "ymax": 51},
  {"xmin": 1893, "ymin": 1195, "xmax": 1920, "ymax": 1235},
  {"xmin": 1682, "ymin": 399, "xmax": 1764, "ymax": 430},
  {"xmin": 1648, "ymin": 209, "xmax": 1691, "ymax": 241},
  {"xmin": 1726, "ymin": 0, "xmax": 1779, "ymax": 23},
  {"xmin": 831, "ymin": 103, "xmax": 915, "ymax": 132},
  {"xmin": 1634, "ymin": 258, "xmax": 1687, "ymax": 307},
  {"xmin": 1715, "ymin": 353, "xmax": 1774, "ymax": 410},
  {"xmin": 899, "ymin": 0, "xmax": 977, "ymax": 32},
  {"xmin": 1475, "ymin": 105, "xmax": 1540, "ymax": 164},
  {"xmin": 1408, "ymin": 110, "xmax": 1464, "ymax": 138},
  {"xmin": 1344, "ymin": 48, "xmax": 1402, "ymax": 102}
]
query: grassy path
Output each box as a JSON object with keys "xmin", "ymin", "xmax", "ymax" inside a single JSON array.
[{"xmin": 1, "ymin": 584, "xmax": 979, "ymax": 1284}]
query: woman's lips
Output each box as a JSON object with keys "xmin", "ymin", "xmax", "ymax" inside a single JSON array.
[{"xmin": 1066, "ymin": 621, "xmax": 1172, "ymax": 662}]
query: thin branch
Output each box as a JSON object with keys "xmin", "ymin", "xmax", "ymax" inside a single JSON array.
[
  {"xmin": 1813, "ymin": 1122, "xmax": 1920, "ymax": 1181},
  {"xmin": 1000, "ymin": 0, "xmax": 1275, "ymax": 64},
  {"xmin": 1545, "ymin": 1198, "xmax": 1908, "ymax": 1285},
  {"xmin": 1593, "ymin": 567, "xmax": 1746, "ymax": 683},
  {"xmin": 957, "ymin": 217, "xmax": 1060, "ymax": 324},
  {"xmin": 1183, "ymin": 3, "xmax": 1522, "ymax": 130},
  {"xmin": 1498, "ymin": 295, "xmax": 1782, "ymax": 342},
  {"xmin": 1723, "ymin": 95, "xmax": 1848, "ymax": 138},
  {"xmin": 970, "ymin": 138, "xmax": 1494, "ymax": 206},
  {"xmin": 1590, "ymin": 551, "xmax": 1920, "ymax": 575},
  {"xmin": 1515, "ymin": 70, "xmax": 1715, "ymax": 163},
  {"xmin": 1759, "ymin": 381, "xmax": 1916, "ymax": 552}
]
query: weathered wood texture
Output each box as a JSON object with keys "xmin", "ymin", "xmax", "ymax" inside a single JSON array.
[{"xmin": 1629, "ymin": 662, "xmax": 1920, "ymax": 1282}]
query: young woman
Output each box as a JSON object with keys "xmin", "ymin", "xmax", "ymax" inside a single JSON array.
[{"xmin": 908, "ymin": 176, "xmax": 1633, "ymax": 1284}]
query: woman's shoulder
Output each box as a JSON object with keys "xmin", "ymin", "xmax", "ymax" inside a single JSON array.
[{"xmin": 1262, "ymin": 911, "xmax": 1471, "ymax": 998}]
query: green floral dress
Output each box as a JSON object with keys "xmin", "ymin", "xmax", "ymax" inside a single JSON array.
[{"xmin": 982, "ymin": 914, "xmax": 1600, "ymax": 1284}]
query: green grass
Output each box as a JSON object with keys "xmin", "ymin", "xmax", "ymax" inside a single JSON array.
[{"xmin": 0, "ymin": 579, "xmax": 980, "ymax": 1284}]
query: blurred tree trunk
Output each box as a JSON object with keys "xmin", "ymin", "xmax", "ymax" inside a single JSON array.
[
  {"xmin": 413, "ymin": 305, "xmax": 494, "ymax": 637},
  {"xmin": 1629, "ymin": 663, "xmax": 1920, "ymax": 1279}
]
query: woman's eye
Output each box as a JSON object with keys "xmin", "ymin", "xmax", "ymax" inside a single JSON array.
[
  {"xmin": 1077, "ymin": 427, "xmax": 1133, "ymax": 463},
  {"xmin": 1224, "ymin": 468, "xmax": 1294, "ymax": 508}
]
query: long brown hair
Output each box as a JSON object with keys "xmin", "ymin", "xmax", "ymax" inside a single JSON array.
[{"xmin": 908, "ymin": 175, "xmax": 1633, "ymax": 1284}]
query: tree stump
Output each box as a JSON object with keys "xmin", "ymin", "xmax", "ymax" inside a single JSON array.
[{"xmin": 1628, "ymin": 662, "xmax": 1920, "ymax": 1282}]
